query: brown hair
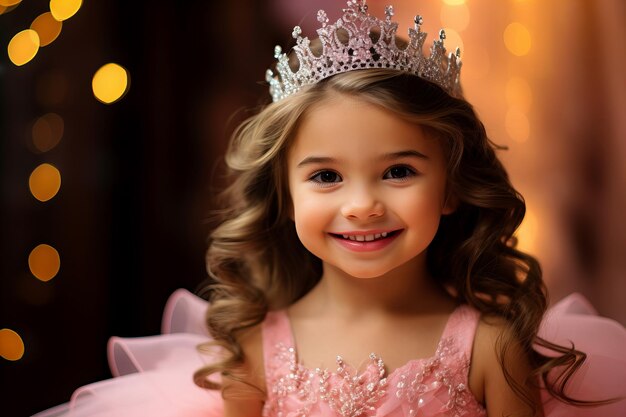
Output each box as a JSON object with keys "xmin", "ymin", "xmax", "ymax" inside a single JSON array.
[{"xmin": 195, "ymin": 69, "xmax": 600, "ymax": 411}]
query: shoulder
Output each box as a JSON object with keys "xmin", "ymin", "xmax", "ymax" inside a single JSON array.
[
  {"xmin": 469, "ymin": 314, "xmax": 543, "ymax": 416},
  {"xmin": 222, "ymin": 322, "xmax": 266, "ymax": 416}
]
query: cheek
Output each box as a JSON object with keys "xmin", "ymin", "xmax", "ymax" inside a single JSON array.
[
  {"xmin": 396, "ymin": 187, "xmax": 446, "ymax": 226},
  {"xmin": 291, "ymin": 192, "xmax": 332, "ymax": 238},
  {"xmin": 294, "ymin": 203, "xmax": 326, "ymax": 225}
]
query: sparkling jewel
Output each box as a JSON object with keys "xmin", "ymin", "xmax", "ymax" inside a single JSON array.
[
  {"xmin": 266, "ymin": 335, "xmax": 484, "ymax": 416},
  {"xmin": 266, "ymin": 0, "xmax": 463, "ymax": 102}
]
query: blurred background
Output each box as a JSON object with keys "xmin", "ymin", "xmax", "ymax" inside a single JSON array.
[{"xmin": 1, "ymin": 0, "xmax": 624, "ymax": 415}]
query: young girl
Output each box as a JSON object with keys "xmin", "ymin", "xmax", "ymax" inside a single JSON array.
[
  {"xmin": 192, "ymin": 1, "xmax": 624, "ymax": 416},
  {"xmin": 34, "ymin": 1, "xmax": 625, "ymax": 417}
]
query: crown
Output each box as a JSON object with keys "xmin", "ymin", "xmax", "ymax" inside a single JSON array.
[{"xmin": 266, "ymin": 0, "xmax": 463, "ymax": 102}]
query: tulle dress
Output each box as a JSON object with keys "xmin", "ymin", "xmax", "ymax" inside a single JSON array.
[{"xmin": 33, "ymin": 289, "xmax": 626, "ymax": 417}]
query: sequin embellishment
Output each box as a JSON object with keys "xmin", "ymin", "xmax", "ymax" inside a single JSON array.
[
  {"xmin": 318, "ymin": 353, "xmax": 387, "ymax": 416},
  {"xmin": 262, "ymin": 334, "xmax": 486, "ymax": 417}
]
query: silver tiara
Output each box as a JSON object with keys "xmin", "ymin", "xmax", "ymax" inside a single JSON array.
[{"xmin": 266, "ymin": 0, "xmax": 463, "ymax": 102}]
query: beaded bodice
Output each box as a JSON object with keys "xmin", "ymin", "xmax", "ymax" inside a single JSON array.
[{"xmin": 261, "ymin": 306, "xmax": 486, "ymax": 417}]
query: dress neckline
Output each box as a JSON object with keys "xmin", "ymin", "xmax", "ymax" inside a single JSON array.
[{"xmin": 279, "ymin": 304, "xmax": 466, "ymax": 378}]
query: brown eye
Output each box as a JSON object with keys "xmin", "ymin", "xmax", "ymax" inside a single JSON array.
[
  {"xmin": 320, "ymin": 171, "xmax": 338, "ymax": 182},
  {"xmin": 310, "ymin": 170, "xmax": 342, "ymax": 184},
  {"xmin": 384, "ymin": 166, "xmax": 416, "ymax": 179}
]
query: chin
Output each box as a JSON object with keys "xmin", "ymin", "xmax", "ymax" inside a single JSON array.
[{"xmin": 334, "ymin": 265, "xmax": 395, "ymax": 280}]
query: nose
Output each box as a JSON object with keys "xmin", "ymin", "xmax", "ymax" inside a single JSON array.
[{"xmin": 340, "ymin": 186, "xmax": 385, "ymax": 220}]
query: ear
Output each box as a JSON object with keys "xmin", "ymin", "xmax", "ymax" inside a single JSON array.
[{"xmin": 442, "ymin": 193, "xmax": 459, "ymax": 215}]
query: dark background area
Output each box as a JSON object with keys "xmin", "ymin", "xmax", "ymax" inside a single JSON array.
[{"xmin": 0, "ymin": 1, "xmax": 283, "ymax": 415}]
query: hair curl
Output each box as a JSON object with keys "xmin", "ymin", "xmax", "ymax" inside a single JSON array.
[{"xmin": 195, "ymin": 69, "xmax": 603, "ymax": 410}]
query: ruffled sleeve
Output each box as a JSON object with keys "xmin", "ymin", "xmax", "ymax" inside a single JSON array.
[
  {"xmin": 539, "ymin": 293, "xmax": 626, "ymax": 416},
  {"xmin": 33, "ymin": 289, "xmax": 223, "ymax": 417}
]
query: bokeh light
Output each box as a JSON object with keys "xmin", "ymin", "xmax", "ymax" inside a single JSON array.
[
  {"xmin": 442, "ymin": 0, "xmax": 465, "ymax": 5},
  {"xmin": 31, "ymin": 12, "xmax": 63, "ymax": 47},
  {"xmin": 0, "ymin": 0, "xmax": 21, "ymax": 6},
  {"xmin": 505, "ymin": 108, "xmax": 530, "ymax": 143},
  {"xmin": 32, "ymin": 113, "xmax": 64, "ymax": 153},
  {"xmin": 92, "ymin": 63, "xmax": 130, "ymax": 104},
  {"xmin": 505, "ymin": 77, "xmax": 533, "ymax": 111},
  {"xmin": 0, "ymin": 328, "xmax": 25, "ymax": 361},
  {"xmin": 29, "ymin": 163, "xmax": 61, "ymax": 202},
  {"xmin": 0, "ymin": 4, "xmax": 19, "ymax": 15},
  {"xmin": 440, "ymin": 3, "xmax": 470, "ymax": 32},
  {"xmin": 7, "ymin": 29, "xmax": 40, "ymax": 66},
  {"xmin": 50, "ymin": 0, "xmax": 82, "ymax": 21},
  {"xmin": 29, "ymin": 244, "xmax": 61, "ymax": 282},
  {"xmin": 504, "ymin": 22, "xmax": 532, "ymax": 56}
]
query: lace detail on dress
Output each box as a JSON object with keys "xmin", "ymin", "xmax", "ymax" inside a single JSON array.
[
  {"xmin": 262, "ymin": 312, "xmax": 486, "ymax": 417},
  {"xmin": 392, "ymin": 337, "xmax": 481, "ymax": 416},
  {"xmin": 317, "ymin": 353, "xmax": 388, "ymax": 416},
  {"xmin": 266, "ymin": 344, "xmax": 318, "ymax": 416}
]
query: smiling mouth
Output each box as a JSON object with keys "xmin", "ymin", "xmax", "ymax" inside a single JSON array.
[{"xmin": 330, "ymin": 230, "xmax": 401, "ymax": 242}]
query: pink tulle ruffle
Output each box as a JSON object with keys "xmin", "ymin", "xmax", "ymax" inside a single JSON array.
[{"xmin": 32, "ymin": 290, "xmax": 625, "ymax": 416}]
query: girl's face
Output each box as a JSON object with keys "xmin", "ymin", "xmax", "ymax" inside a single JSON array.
[{"xmin": 287, "ymin": 94, "xmax": 454, "ymax": 279}]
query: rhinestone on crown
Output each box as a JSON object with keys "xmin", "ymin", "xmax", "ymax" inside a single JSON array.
[{"xmin": 265, "ymin": 0, "xmax": 463, "ymax": 102}]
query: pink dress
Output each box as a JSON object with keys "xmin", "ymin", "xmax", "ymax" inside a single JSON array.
[
  {"xmin": 262, "ymin": 306, "xmax": 485, "ymax": 416},
  {"xmin": 33, "ymin": 290, "xmax": 626, "ymax": 417}
]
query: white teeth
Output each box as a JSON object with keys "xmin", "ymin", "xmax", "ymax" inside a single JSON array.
[{"xmin": 340, "ymin": 232, "xmax": 391, "ymax": 241}]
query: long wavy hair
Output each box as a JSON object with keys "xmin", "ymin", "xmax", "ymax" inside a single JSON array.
[{"xmin": 194, "ymin": 69, "xmax": 596, "ymax": 410}]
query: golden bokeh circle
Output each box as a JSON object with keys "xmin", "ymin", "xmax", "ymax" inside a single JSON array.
[
  {"xmin": 0, "ymin": 0, "xmax": 22, "ymax": 7},
  {"xmin": 29, "ymin": 244, "xmax": 61, "ymax": 282},
  {"xmin": 504, "ymin": 22, "xmax": 532, "ymax": 56},
  {"xmin": 8, "ymin": 29, "xmax": 40, "ymax": 66},
  {"xmin": 92, "ymin": 63, "xmax": 130, "ymax": 104},
  {"xmin": 32, "ymin": 113, "xmax": 64, "ymax": 152},
  {"xmin": 0, "ymin": 328, "xmax": 25, "ymax": 361},
  {"xmin": 50, "ymin": 0, "xmax": 82, "ymax": 21},
  {"xmin": 31, "ymin": 12, "xmax": 63, "ymax": 47},
  {"xmin": 29, "ymin": 163, "xmax": 61, "ymax": 202}
]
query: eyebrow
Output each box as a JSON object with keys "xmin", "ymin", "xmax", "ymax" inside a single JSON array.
[
  {"xmin": 297, "ymin": 156, "xmax": 338, "ymax": 168},
  {"xmin": 381, "ymin": 150, "xmax": 429, "ymax": 161},
  {"xmin": 296, "ymin": 150, "xmax": 429, "ymax": 168}
]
